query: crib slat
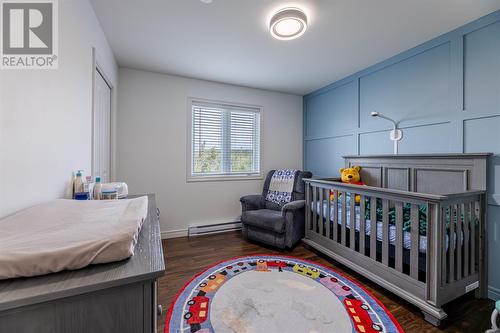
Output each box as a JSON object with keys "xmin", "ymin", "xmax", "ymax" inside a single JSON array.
[
  {"xmin": 456, "ymin": 203, "xmax": 463, "ymax": 279},
  {"xmin": 312, "ymin": 186, "xmax": 318, "ymax": 233},
  {"xmin": 370, "ymin": 197, "xmax": 377, "ymax": 260},
  {"xmin": 395, "ymin": 201, "xmax": 403, "ymax": 273},
  {"xmin": 341, "ymin": 193, "xmax": 347, "ymax": 246},
  {"xmin": 350, "ymin": 194, "xmax": 356, "ymax": 250},
  {"xmin": 471, "ymin": 201, "xmax": 476, "ymax": 274},
  {"xmin": 441, "ymin": 207, "xmax": 447, "ymax": 286},
  {"xmin": 382, "ymin": 199, "xmax": 389, "ymax": 266},
  {"xmin": 318, "ymin": 188, "xmax": 324, "ymax": 236},
  {"xmin": 325, "ymin": 189, "xmax": 331, "ymax": 239},
  {"xmin": 306, "ymin": 183, "xmax": 311, "ymax": 231},
  {"xmin": 449, "ymin": 205, "xmax": 456, "ymax": 282},
  {"xmin": 359, "ymin": 196, "xmax": 366, "ymax": 255},
  {"xmin": 333, "ymin": 190, "xmax": 339, "ymax": 242},
  {"xmin": 410, "ymin": 204, "xmax": 420, "ymax": 280},
  {"xmin": 463, "ymin": 202, "xmax": 470, "ymax": 277}
]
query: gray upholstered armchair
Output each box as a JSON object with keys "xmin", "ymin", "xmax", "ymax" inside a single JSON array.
[{"xmin": 240, "ymin": 170, "xmax": 313, "ymax": 249}]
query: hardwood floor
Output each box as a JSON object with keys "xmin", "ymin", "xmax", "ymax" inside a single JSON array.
[{"xmin": 158, "ymin": 231, "xmax": 494, "ymax": 333}]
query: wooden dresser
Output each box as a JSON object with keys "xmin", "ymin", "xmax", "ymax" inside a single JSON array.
[{"xmin": 0, "ymin": 194, "xmax": 165, "ymax": 333}]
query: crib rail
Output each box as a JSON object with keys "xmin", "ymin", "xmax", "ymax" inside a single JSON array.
[{"xmin": 304, "ymin": 178, "xmax": 486, "ymax": 315}]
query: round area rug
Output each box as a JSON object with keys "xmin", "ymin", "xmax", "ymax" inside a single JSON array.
[{"xmin": 165, "ymin": 255, "xmax": 403, "ymax": 333}]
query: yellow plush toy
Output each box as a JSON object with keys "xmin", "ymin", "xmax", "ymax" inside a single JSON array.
[
  {"xmin": 339, "ymin": 166, "xmax": 363, "ymax": 184},
  {"xmin": 330, "ymin": 166, "xmax": 366, "ymax": 203}
]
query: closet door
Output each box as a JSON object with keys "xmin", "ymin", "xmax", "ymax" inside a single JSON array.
[{"xmin": 93, "ymin": 69, "xmax": 112, "ymax": 182}]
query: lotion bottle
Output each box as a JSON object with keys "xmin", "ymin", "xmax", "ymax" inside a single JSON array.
[
  {"xmin": 73, "ymin": 170, "xmax": 84, "ymax": 198},
  {"xmin": 93, "ymin": 176, "xmax": 102, "ymax": 200}
]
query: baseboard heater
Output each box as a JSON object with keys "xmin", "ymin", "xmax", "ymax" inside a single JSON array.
[{"xmin": 188, "ymin": 221, "xmax": 242, "ymax": 237}]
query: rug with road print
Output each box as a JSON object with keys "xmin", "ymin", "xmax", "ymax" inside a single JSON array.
[{"xmin": 165, "ymin": 255, "xmax": 403, "ymax": 333}]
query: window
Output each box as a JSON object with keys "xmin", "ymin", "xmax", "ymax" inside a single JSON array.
[{"xmin": 189, "ymin": 100, "xmax": 261, "ymax": 181}]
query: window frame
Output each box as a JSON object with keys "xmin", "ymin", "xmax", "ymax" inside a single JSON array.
[{"xmin": 186, "ymin": 97, "xmax": 263, "ymax": 182}]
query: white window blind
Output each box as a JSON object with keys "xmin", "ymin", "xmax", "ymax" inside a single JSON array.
[{"xmin": 191, "ymin": 101, "xmax": 261, "ymax": 179}]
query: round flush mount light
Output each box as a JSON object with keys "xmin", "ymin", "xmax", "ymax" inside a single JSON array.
[{"xmin": 269, "ymin": 7, "xmax": 308, "ymax": 40}]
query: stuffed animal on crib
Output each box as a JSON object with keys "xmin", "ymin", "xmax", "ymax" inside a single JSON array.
[{"xmin": 330, "ymin": 166, "xmax": 367, "ymax": 203}]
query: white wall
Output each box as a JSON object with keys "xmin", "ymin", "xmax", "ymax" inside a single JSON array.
[
  {"xmin": 116, "ymin": 68, "xmax": 303, "ymax": 236},
  {"xmin": 0, "ymin": 0, "xmax": 117, "ymax": 218}
]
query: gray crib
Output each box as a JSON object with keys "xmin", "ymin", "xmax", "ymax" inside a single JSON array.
[{"xmin": 303, "ymin": 154, "xmax": 489, "ymax": 326}]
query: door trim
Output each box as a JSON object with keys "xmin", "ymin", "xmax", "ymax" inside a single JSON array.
[{"xmin": 91, "ymin": 47, "xmax": 114, "ymax": 181}]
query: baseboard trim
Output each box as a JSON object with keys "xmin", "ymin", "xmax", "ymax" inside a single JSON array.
[
  {"xmin": 161, "ymin": 229, "xmax": 188, "ymax": 239},
  {"xmin": 188, "ymin": 221, "xmax": 242, "ymax": 237},
  {"xmin": 161, "ymin": 221, "xmax": 243, "ymax": 239},
  {"xmin": 488, "ymin": 285, "xmax": 500, "ymax": 300}
]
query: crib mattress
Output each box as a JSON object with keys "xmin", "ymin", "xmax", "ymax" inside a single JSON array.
[
  {"xmin": 0, "ymin": 196, "xmax": 148, "ymax": 280},
  {"xmin": 312, "ymin": 201, "xmax": 451, "ymax": 254}
]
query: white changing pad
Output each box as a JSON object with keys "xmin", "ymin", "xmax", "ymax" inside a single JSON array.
[{"xmin": 0, "ymin": 196, "xmax": 148, "ymax": 280}]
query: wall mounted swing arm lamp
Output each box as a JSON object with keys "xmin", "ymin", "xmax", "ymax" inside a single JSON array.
[{"xmin": 370, "ymin": 111, "xmax": 403, "ymax": 154}]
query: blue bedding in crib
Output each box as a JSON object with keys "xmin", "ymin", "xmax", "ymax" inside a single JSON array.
[{"xmin": 311, "ymin": 201, "xmax": 454, "ymax": 254}]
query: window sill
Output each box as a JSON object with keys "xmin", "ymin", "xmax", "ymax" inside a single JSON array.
[{"xmin": 186, "ymin": 174, "xmax": 263, "ymax": 183}]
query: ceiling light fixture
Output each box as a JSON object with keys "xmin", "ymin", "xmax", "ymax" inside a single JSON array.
[{"xmin": 269, "ymin": 7, "xmax": 307, "ymax": 40}]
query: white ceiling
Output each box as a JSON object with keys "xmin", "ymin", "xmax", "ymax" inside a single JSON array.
[{"xmin": 90, "ymin": 0, "xmax": 500, "ymax": 95}]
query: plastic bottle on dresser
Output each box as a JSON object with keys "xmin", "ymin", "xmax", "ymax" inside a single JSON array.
[{"xmin": 93, "ymin": 176, "xmax": 102, "ymax": 200}]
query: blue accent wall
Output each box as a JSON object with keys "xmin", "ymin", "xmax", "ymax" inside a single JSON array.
[{"xmin": 303, "ymin": 10, "xmax": 500, "ymax": 300}]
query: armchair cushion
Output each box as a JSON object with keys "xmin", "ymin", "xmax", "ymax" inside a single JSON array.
[{"xmin": 241, "ymin": 209, "xmax": 285, "ymax": 233}]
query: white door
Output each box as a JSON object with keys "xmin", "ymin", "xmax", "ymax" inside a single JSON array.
[{"xmin": 93, "ymin": 69, "xmax": 112, "ymax": 182}]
